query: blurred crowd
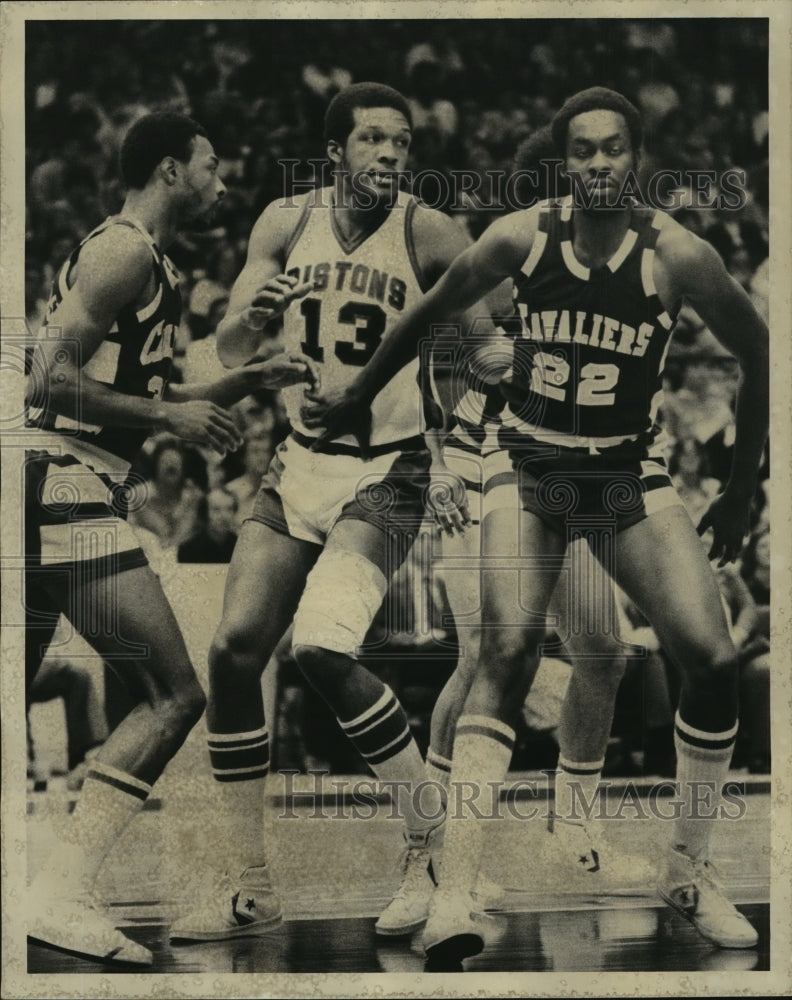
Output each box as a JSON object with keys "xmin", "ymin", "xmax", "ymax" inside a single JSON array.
[{"xmin": 25, "ymin": 19, "xmax": 771, "ymax": 782}]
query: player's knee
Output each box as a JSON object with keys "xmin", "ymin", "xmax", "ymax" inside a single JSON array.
[
  {"xmin": 157, "ymin": 678, "xmax": 206, "ymax": 738},
  {"xmin": 481, "ymin": 625, "xmax": 543, "ymax": 670},
  {"xmin": 293, "ymin": 643, "xmax": 354, "ymax": 694},
  {"xmin": 209, "ymin": 623, "xmax": 266, "ymax": 680},
  {"xmin": 573, "ymin": 651, "xmax": 627, "ymax": 690},
  {"xmin": 291, "ymin": 548, "xmax": 388, "ymax": 661},
  {"xmin": 684, "ymin": 641, "xmax": 739, "ymax": 688}
]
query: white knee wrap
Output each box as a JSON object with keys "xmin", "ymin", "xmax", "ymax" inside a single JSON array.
[{"xmin": 292, "ymin": 549, "xmax": 388, "ymax": 658}]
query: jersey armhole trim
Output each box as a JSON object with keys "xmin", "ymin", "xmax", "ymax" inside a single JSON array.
[
  {"xmin": 284, "ymin": 199, "xmax": 313, "ymax": 262},
  {"xmin": 405, "ymin": 197, "xmax": 432, "ymax": 293}
]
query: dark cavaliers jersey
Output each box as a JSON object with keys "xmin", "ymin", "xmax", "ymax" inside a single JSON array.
[
  {"xmin": 506, "ymin": 198, "xmax": 678, "ymax": 441},
  {"xmin": 27, "ymin": 217, "xmax": 181, "ymax": 474}
]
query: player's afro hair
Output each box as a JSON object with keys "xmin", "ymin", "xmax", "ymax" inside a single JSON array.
[
  {"xmin": 324, "ymin": 82, "xmax": 412, "ymax": 146},
  {"xmin": 550, "ymin": 87, "xmax": 643, "ymax": 157},
  {"xmin": 120, "ymin": 112, "xmax": 208, "ymax": 190}
]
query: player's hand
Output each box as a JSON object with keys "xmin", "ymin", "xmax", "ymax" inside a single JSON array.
[
  {"xmin": 242, "ymin": 274, "xmax": 313, "ymax": 330},
  {"xmin": 427, "ymin": 465, "xmax": 471, "ymax": 537},
  {"xmin": 301, "ymin": 386, "xmax": 373, "ymax": 458},
  {"xmin": 697, "ymin": 487, "xmax": 752, "ymax": 567},
  {"xmin": 162, "ymin": 400, "xmax": 244, "ymax": 454},
  {"xmin": 245, "ymin": 353, "xmax": 321, "ymax": 392}
]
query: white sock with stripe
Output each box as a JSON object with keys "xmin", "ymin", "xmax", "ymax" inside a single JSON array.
[
  {"xmin": 553, "ymin": 754, "xmax": 605, "ymax": 827},
  {"xmin": 339, "ymin": 685, "xmax": 443, "ymax": 838},
  {"xmin": 440, "ymin": 715, "xmax": 515, "ymax": 894},
  {"xmin": 426, "ymin": 747, "xmax": 452, "ymax": 809},
  {"xmin": 36, "ymin": 761, "xmax": 152, "ymax": 895},
  {"xmin": 672, "ymin": 711, "xmax": 738, "ymax": 861},
  {"xmin": 208, "ymin": 727, "xmax": 270, "ymax": 872}
]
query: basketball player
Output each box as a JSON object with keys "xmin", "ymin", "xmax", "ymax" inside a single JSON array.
[
  {"xmin": 308, "ymin": 88, "xmax": 769, "ymax": 956},
  {"xmin": 168, "ymin": 82, "xmax": 483, "ymax": 943},
  {"xmin": 417, "ymin": 327, "xmax": 649, "ymax": 926},
  {"xmin": 25, "ymin": 111, "xmax": 317, "ymax": 965}
]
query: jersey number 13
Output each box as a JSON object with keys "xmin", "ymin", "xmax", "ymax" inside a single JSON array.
[{"xmin": 300, "ymin": 298, "xmax": 386, "ymax": 366}]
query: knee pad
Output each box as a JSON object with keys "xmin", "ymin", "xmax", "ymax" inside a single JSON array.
[{"xmin": 292, "ymin": 548, "xmax": 388, "ymax": 658}]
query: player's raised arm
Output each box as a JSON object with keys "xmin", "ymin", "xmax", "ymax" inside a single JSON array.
[
  {"xmin": 309, "ymin": 210, "xmax": 535, "ymax": 450},
  {"xmin": 215, "ymin": 199, "xmax": 314, "ymax": 367},
  {"xmin": 660, "ymin": 226, "xmax": 769, "ymax": 564}
]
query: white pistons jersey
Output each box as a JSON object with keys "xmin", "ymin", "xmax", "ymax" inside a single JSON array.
[{"xmin": 282, "ymin": 188, "xmax": 427, "ymax": 449}]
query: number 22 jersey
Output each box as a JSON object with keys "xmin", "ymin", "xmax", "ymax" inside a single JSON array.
[
  {"xmin": 282, "ymin": 188, "xmax": 427, "ymax": 449},
  {"xmin": 507, "ymin": 197, "xmax": 679, "ymax": 443}
]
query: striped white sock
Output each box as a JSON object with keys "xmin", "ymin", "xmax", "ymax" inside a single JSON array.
[
  {"xmin": 39, "ymin": 761, "xmax": 152, "ymax": 893},
  {"xmin": 553, "ymin": 753, "xmax": 605, "ymax": 826},
  {"xmin": 339, "ymin": 685, "xmax": 443, "ymax": 835},
  {"xmin": 208, "ymin": 727, "xmax": 270, "ymax": 871},
  {"xmin": 440, "ymin": 715, "xmax": 515, "ymax": 894},
  {"xmin": 673, "ymin": 711, "xmax": 738, "ymax": 860}
]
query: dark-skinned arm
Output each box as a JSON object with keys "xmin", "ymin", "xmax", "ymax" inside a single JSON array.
[
  {"xmin": 307, "ymin": 211, "xmax": 533, "ymax": 452},
  {"xmin": 663, "ymin": 228, "xmax": 769, "ymax": 564}
]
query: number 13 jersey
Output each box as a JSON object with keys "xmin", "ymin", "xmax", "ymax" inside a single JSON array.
[
  {"xmin": 508, "ymin": 197, "xmax": 679, "ymax": 442},
  {"xmin": 282, "ymin": 188, "xmax": 427, "ymax": 449}
]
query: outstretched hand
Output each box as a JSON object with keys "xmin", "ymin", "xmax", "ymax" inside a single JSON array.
[
  {"xmin": 243, "ymin": 274, "xmax": 313, "ymax": 330},
  {"xmin": 300, "ymin": 386, "xmax": 373, "ymax": 457},
  {"xmin": 246, "ymin": 353, "xmax": 321, "ymax": 391},
  {"xmin": 697, "ymin": 487, "xmax": 753, "ymax": 567},
  {"xmin": 428, "ymin": 465, "xmax": 471, "ymax": 537}
]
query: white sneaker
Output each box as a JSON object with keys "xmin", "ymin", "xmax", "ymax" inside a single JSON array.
[
  {"xmin": 170, "ymin": 866, "xmax": 283, "ymax": 943},
  {"xmin": 28, "ymin": 890, "xmax": 152, "ymax": 965},
  {"xmin": 658, "ymin": 849, "xmax": 758, "ymax": 949},
  {"xmin": 422, "ymin": 888, "xmax": 484, "ymax": 964},
  {"xmin": 471, "ymin": 871, "xmax": 506, "ymax": 911},
  {"xmin": 547, "ymin": 813, "xmax": 656, "ymax": 888},
  {"xmin": 375, "ymin": 827, "xmax": 440, "ymax": 937}
]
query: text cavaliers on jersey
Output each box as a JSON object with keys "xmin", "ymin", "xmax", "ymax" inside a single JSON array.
[
  {"xmin": 281, "ymin": 189, "xmax": 428, "ymax": 448},
  {"xmin": 507, "ymin": 198, "xmax": 679, "ymax": 441}
]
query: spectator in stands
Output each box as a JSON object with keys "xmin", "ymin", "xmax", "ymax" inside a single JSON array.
[
  {"xmin": 225, "ymin": 419, "xmax": 275, "ymax": 527},
  {"xmin": 129, "ymin": 438, "xmax": 205, "ymax": 550},
  {"xmin": 669, "ymin": 436, "xmax": 723, "ymax": 525},
  {"xmin": 178, "ymin": 487, "xmax": 239, "ymax": 564}
]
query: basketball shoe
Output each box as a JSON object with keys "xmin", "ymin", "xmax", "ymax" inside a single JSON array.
[
  {"xmin": 28, "ymin": 882, "xmax": 152, "ymax": 965},
  {"xmin": 422, "ymin": 887, "xmax": 484, "ymax": 965},
  {"xmin": 375, "ymin": 826, "xmax": 440, "ymax": 936},
  {"xmin": 658, "ymin": 848, "xmax": 758, "ymax": 949},
  {"xmin": 169, "ymin": 865, "xmax": 283, "ymax": 942},
  {"xmin": 545, "ymin": 812, "xmax": 656, "ymax": 888}
]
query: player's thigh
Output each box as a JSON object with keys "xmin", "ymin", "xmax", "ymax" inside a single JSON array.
[
  {"xmin": 610, "ymin": 505, "xmax": 733, "ymax": 666},
  {"xmin": 478, "ymin": 506, "xmax": 565, "ymax": 660},
  {"xmin": 218, "ymin": 518, "xmax": 321, "ymax": 652},
  {"xmin": 438, "ymin": 521, "xmax": 484, "ymax": 678},
  {"xmin": 548, "ymin": 536, "xmax": 623, "ymax": 660},
  {"xmin": 68, "ymin": 563, "xmax": 199, "ymax": 697}
]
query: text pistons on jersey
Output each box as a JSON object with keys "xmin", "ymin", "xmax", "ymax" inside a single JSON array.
[
  {"xmin": 516, "ymin": 304, "xmax": 657, "ymax": 357},
  {"xmin": 287, "ymin": 263, "xmax": 408, "ymax": 311}
]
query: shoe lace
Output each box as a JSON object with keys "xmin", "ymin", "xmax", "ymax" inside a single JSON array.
[
  {"xmin": 692, "ymin": 858, "xmax": 728, "ymax": 896},
  {"xmin": 392, "ymin": 845, "xmax": 431, "ymax": 899}
]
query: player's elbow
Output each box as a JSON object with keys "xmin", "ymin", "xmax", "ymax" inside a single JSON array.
[{"xmin": 216, "ymin": 319, "xmax": 253, "ymax": 369}]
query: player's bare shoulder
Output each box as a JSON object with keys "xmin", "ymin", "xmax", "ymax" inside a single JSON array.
[
  {"xmin": 69, "ymin": 222, "xmax": 154, "ymax": 309},
  {"xmin": 653, "ymin": 210, "xmax": 728, "ymax": 308},
  {"xmin": 408, "ymin": 198, "xmax": 472, "ymax": 284},
  {"xmin": 246, "ymin": 188, "xmax": 326, "ymax": 266}
]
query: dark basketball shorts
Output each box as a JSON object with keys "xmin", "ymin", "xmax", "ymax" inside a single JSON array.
[
  {"xmin": 25, "ymin": 450, "xmax": 148, "ymax": 582},
  {"xmin": 482, "ymin": 437, "xmax": 682, "ymax": 535},
  {"xmin": 250, "ymin": 433, "xmax": 431, "ymax": 556}
]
